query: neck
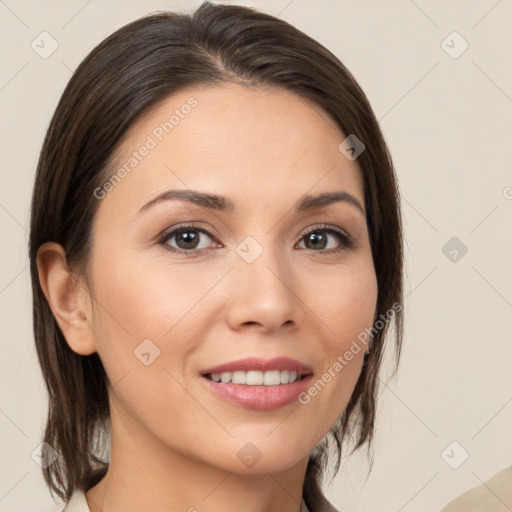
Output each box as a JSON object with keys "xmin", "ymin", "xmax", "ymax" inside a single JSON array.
[{"xmin": 86, "ymin": 402, "xmax": 308, "ymax": 512}]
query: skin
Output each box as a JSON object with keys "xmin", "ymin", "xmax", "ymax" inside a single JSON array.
[{"xmin": 37, "ymin": 83, "xmax": 378, "ymax": 512}]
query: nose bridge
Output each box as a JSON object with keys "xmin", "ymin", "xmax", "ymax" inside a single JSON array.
[{"xmin": 227, "ymin": 232, "xmax": 300, "ymax": 330}]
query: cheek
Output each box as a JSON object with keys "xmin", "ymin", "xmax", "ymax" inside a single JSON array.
[
  {"xmin": 330, "ymin": 261, "xmax": 377, "ymax": 372},
  {"xmin": 86, "ymin": 251, "xmax": 205, "ymax": 427},
  {"xmin": 87, "ymin": 242, "xmax": 226, "ymax": 395},
  {"xmin": 89, "ymin": 246, "xmax": 205, "ymax": 342},
  {"xmin": 300, "ymin": 260, "xmax": 377, "ymax": 429},
  {"xmin": 313, "ymin": 258, "xmax": 378, "ymax": 349}
]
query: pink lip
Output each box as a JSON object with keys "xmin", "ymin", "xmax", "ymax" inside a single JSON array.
[
  {"xmin": 201, "ymin": 374, "xmax": 314, "ymax": 410},
  {"xmin": 200, "ymin": 356, "xmax": 313, "ymax": 376}
]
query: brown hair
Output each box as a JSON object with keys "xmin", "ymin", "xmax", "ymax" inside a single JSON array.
[{"xmin": 29, "ymin": 1, "xmax": 403, "ymax": 508}]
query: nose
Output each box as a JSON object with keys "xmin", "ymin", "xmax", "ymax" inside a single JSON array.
[{"xmin": 225, "ymin": 242, "xmax": 302, "ymax": 333}]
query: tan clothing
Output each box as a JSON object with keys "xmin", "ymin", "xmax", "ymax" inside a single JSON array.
[
  {"xmin": 440, "ymin": 466, "xmax": 512, "ymax": 512},
  {"xmin": 62, "ymin": 467, "xmax": 512, "ymax": 511}
]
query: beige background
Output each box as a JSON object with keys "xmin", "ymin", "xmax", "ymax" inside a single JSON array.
[{"xmin": 1, "ymin": 1, "xmax": 511, "ymax": 511}]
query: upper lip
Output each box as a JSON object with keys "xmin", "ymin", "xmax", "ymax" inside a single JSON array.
[{"xmin": 200, "ymin": 357, "xmax": 314, "ymax": 376}]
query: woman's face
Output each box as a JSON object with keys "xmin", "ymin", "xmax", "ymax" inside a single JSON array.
[{"xmin": 84, "ymin": 83, "xmax": 377, "ymax": 474}]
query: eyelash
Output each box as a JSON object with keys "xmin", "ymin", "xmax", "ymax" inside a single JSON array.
[{"xmin": 157, "ymin": 223, "xmax": 354, "ymax": 257}]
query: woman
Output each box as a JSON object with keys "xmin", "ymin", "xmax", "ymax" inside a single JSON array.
[{"xmin": 29, "ymin": 2, "xmax": 403, "ymax": 511}]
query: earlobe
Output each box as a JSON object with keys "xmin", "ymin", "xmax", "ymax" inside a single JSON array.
[{"xmin": 36, "ymin": 242, "xmax": 97, "ymax": 356}]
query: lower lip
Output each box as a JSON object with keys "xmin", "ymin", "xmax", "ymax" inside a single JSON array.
[{"xmin": 200, "ymin": 374, "xmax": 314, "ymax": 410}]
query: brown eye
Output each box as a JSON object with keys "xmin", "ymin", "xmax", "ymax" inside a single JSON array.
[
  {"xmin": 160, "ymin": 225, "xmax": 218, "ymax": 255},
  {"xmin": 297, "ymin": 226, "xmax": 354, "ymax": 252}
]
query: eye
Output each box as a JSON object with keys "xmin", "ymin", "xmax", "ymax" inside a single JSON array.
[
  {"xmin": 159, "ymin": 225, "xmax": 218, "ymax": 256},
  {"xmin": 297, "ymin": 225, "xmax": 354, "ymax": 253}
]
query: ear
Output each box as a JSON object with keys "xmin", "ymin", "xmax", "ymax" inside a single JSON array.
[{"xmin": 36, "ymin": 242, "xmax": 97, "ymax": 356}]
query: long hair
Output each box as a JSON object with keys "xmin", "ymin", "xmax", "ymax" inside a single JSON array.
[{"xmin": 29, "ymin": 1, "xmax": 403, "ymax": 507}]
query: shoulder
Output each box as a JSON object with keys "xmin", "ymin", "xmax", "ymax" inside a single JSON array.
[{"xmin": 61, "ymin": 488, "xmax": 90, "ymax": 512}]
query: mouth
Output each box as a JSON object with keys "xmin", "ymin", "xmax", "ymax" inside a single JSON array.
[{"xmin": 199, "ymin": 356, "xmax": 314, "ymax": 410}]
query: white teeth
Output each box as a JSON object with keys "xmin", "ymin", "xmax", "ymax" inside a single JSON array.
[
  {"xmin": 246, "ymin": 371, "xmax": 263, "ymax": 385},
  {"xmin": 208, "ymin": 370, "xmax": 302, "ymax": 386},
  {"xmin": 232, "ymin": 371, "xmax": 246, "ymax": 384},
  {"xmin": 263, "ymin": 370, "xmax": 281, "ymax": 386}
]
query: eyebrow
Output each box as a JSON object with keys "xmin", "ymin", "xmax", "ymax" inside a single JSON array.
[{"xmin": 137, "ymin": 189, "xmax": 366, "ymax": 217}]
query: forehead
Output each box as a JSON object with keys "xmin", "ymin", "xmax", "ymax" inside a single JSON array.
[{"xmin": 98, "ymin": 83, "xmax": 365, "ymax": 219}]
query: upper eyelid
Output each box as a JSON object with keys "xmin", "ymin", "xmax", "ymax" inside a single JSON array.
[{"xmin": 160, "ymin": 223, "xmax": 217, "ymax": 241}]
